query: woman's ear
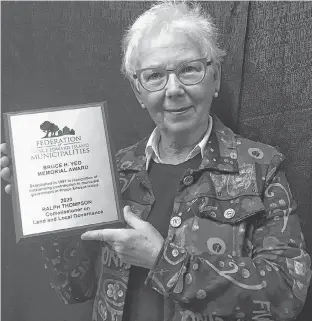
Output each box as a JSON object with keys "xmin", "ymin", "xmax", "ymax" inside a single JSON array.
[{"xmin": 130, "ymin": 80, "xmax": 146, "ymax": 108}]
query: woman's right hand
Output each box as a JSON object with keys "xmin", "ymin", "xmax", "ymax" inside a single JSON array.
[{"xmin": 1, "ymin": 143, "xmax": 12, "ymax": 194}]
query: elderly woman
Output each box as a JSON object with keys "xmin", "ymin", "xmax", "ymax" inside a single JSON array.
[{"xmin": 1, "ymin": 1, "xmax": 311, "ymax": 321}]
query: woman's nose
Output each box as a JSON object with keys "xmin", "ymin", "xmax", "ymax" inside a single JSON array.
[{"xmin": 165, "ymin": 73, "xmax": 184, "ymax": 98}]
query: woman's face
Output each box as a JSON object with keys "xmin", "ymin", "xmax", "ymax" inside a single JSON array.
[{"xmin": 132, "ymin": 32, "xmax": 220, "ymax": 140}]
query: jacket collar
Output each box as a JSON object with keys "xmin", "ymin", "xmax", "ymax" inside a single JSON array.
[
  {"xmin": 198, "ymin": 115, "xmax": 239, "ymax": 173},
  {"xmin": 116, "ymin": 138, "xmax": 148, "ymax": 173},
  {"xmin": 117, "ymin": 114, "xmax": 239, "ymax": 174}
]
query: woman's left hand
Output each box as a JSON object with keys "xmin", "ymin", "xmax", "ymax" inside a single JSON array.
[{"xmin": 81, "ymin": 206, "xmax": 164, "ymax": 269}]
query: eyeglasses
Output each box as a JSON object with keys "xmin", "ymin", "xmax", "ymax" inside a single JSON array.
[{"xmin": 133, "ymin": 58, "xmax": 212, "ymax": 92}]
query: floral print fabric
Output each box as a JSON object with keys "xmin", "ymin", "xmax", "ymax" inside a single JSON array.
[{"xmin": 42, "ymin": 115, "xmax": 311, "ymax": 321}]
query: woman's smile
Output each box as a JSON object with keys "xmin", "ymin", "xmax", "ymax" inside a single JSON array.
[{"xmin": 165, "ymin": 106, "xmax": 193, "ymax": 115}]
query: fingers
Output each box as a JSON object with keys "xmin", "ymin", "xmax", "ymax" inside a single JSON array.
[
  {"xmin": 1, "ymin": 167, "xmax": 11, "ymax": 182},
  {"xmin": 4, "ymin": 184, "xmax": 12, "ymax": 194},
  {"xmin": 1, "ymin": 154, "xmax": 12, "ymax": 194},
  {"xmin": 0, "ymin": 143, "xmax": 7, "ymax": 155},
  {"xmin": 81, "ymin": 229, "xmax": 124, "ymax": 242},
  {"xmin": 1, "ymin": 156, "xmax": 10, "ymax": 168},
  {"xmin": 1, "ymin": 145, "xmax": 12, "ymax": 194},
  {"xmin": 123, "ymin": 206, "xmax": 146, "ymax": 229}
]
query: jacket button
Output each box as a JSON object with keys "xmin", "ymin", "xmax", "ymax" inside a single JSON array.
[
  {"xmin": 183, "ymin": 175, "xmax": 194, "ymax": 186},
  {"xmin": 170, "ymin": 216, "xmax": 182, "ymax": 228},
  {"xmin": 224, "ymin": 208, "xmax": 235, "ymax": 219},
  {"xmin": 230, "ymin": 152, "xmax": 237, "ymax": 159}
]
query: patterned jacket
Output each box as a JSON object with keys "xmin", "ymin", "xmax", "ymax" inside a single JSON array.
[{"xmin": 42, "ymin": 116, "xmax": 311, "ymax": 321}]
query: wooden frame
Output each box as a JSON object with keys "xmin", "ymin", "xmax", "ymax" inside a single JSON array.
[{"xmin": 4, "ymin": 102, "xmax": 124, "ymax": 243}]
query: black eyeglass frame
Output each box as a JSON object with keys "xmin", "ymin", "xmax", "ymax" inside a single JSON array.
[{"xmin": 132, "ymin": 58, "xmax": 213, "ymax": 92}]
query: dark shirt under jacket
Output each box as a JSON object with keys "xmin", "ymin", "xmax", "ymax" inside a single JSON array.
[{"xmin": 123, "ymin": 154, "xmax": 202, "ymax": 321}]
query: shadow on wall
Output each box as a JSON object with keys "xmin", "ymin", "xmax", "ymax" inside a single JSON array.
[{"xmin": 211, "ymin": 82, "xmax": 237, "ymax": 133}]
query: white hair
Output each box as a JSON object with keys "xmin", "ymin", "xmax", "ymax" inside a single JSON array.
[{"xmin": 121, "ymin": 0, "xmax": 226, "ymax": 80}]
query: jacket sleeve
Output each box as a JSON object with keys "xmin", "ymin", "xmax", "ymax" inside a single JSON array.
[
  {"xmin": 41, "ymin": 150, "xmax": 124, "ymax": 305},
  {"xmin": 146, "ymin": 154, "xmax": 311, "ymax": 320},
  {"xmin": 41, "ymin": 235, "xmax": 100, "ymax": 304}
]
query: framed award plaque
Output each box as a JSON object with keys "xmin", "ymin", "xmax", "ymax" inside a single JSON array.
[{"xmin": 3, "ymin": 102, "xmax": 125, "ymax": 243}]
